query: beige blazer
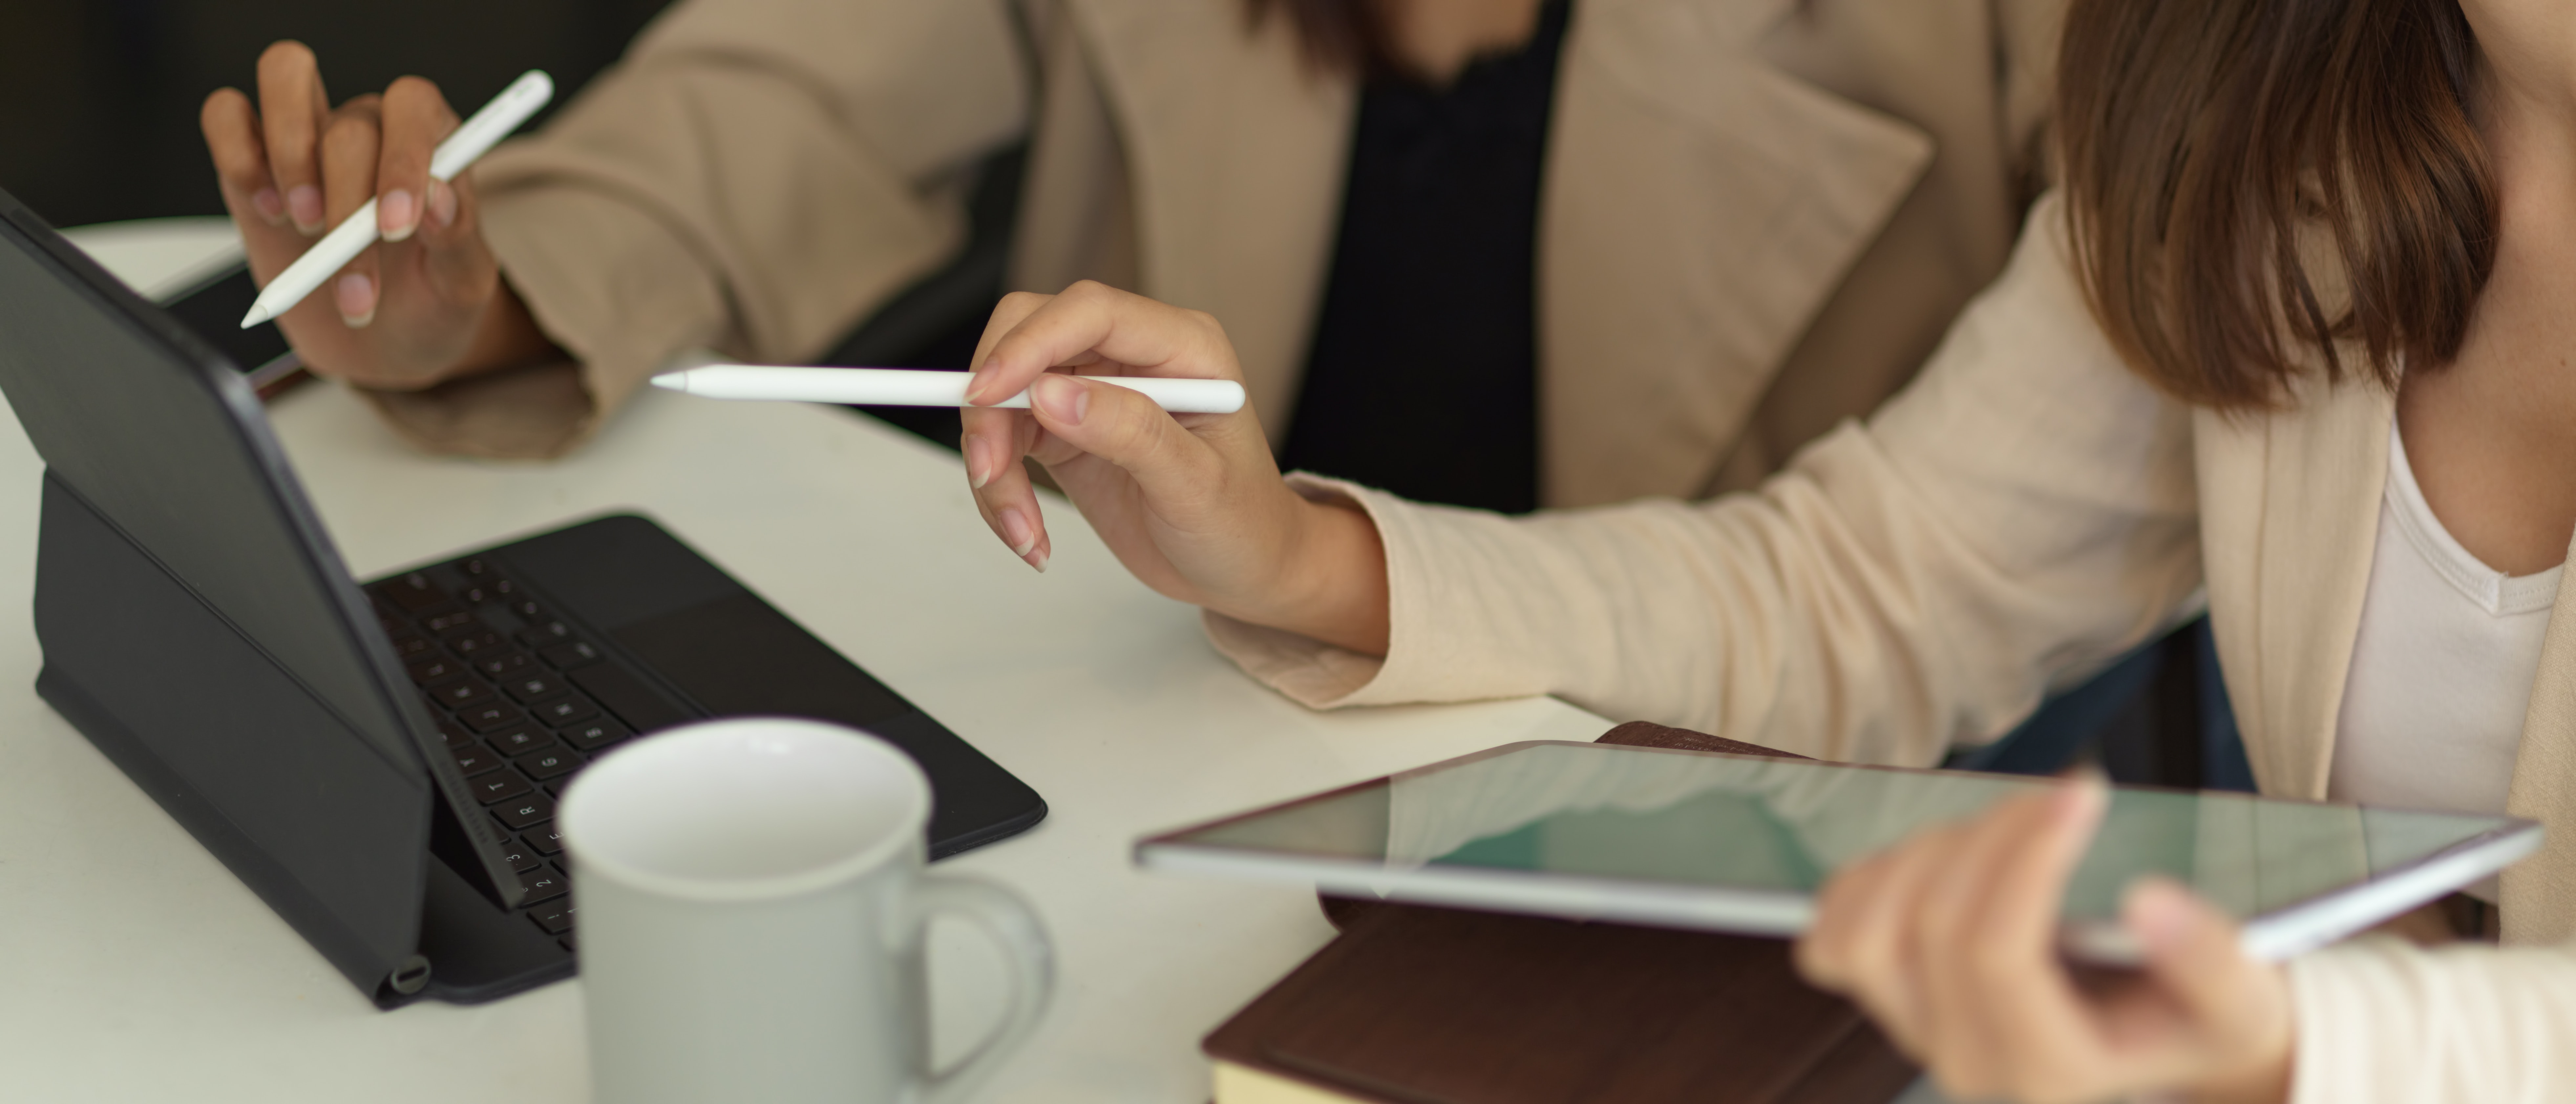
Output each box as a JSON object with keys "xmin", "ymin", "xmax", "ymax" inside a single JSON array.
[
  {"xmin": 1208, "ymin": 194, "xmax": 2576, "ymax": 1099},
  {"xmin": 364, "ymin": 0, "xmax": 2062, "ymax": 507}
]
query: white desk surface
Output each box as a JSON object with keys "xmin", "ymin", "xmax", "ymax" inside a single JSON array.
[{"xmin": 0, "ymin": 223, "xmax": 1620, "ymax": 1103}]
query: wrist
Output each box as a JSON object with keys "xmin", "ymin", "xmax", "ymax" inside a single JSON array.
[
  {"xmin": 1250, "ymin": 490, "xmax": 1391, "ymax": 656},
  {"xmin": 446, "ymin": 277, "xmax": 562, "ymax": 381}
]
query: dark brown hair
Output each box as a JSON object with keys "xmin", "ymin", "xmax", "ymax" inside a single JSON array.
[
  {"xmin": 2059, "ymin": 0, "xmax": 2496, "ymax": 409},
  {"xmin": 1247, "ymin": 0, "xmax": 1390, "ymax": 74}
]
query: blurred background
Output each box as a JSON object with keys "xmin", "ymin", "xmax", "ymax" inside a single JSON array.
[{"xmin": 0, "ymin": 0, "xmax": 675, "ymax": 229}]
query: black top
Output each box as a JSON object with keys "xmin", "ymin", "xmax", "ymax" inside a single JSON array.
[{"xmin": 1277, "ymin": 0, "xmax": 1571, "ymax": 515}]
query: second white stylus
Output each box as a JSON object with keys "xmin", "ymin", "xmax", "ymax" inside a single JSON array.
[{"xmin": 651, "ymin": 365, "xmax": 1248, "ymax": 414}]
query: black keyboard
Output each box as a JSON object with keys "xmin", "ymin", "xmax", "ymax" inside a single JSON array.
[{"xmin": 367, "ymin": 555, "xmax": 642, "ymax": 953}]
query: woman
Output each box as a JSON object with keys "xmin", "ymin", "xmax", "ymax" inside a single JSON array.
[
  {"xmin": 199, "ymin": 0, "xmax": 2060, "ymax": 512},
  {"xmin": 948, "ymin": 0, "xmax": 2576, "ymax": 1097}
]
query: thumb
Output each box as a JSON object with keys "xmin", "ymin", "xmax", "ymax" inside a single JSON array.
[
  {"xmin": 1026, "ymin": 373, "xmax": 1220, "ymax": 500},
  {"xmin": 2125, "ymin": 877, "xmax": 2263, "ymax": 1024},
  {"xmin": 2124, "ymin": 876, "xmax": 2297, "ymax": 1097}
]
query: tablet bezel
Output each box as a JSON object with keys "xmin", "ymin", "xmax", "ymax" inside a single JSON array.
[{"xmin": 1134, "ymin": 741, "xmax": 2542, "ymax": 964}]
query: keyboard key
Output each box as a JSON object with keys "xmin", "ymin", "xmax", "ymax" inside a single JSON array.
[
  {"xmin": 493, "ymin": 792, "xmax": 557, "ymax": 830},
  {"xmin": 443, "ymin": 628, "xmax": 506, "ymax": 657},
  {"xmin": 518, "ymin": 867, "xmax": 570, "ymax": 905},
  {"xmin": 499, "ymin": 841, "xmax": 543, "ymax": 874},
  {"xmin": 451, "ymin": 746, "xmax": 504, "ymax": 777},
  {"xmin": 475, "ymin": 650, "xmax": 538, "ymax": 679},
  {"xmin": 460, "ymin": 557, "xmax": 496, "ymax": 577},
  {"xmin": 456, "ymin": 702, "xmax": 530, "ymax": 733},
  {"xmin": 558, "ymin": 935, "xmax": 578, "ymax": 953},
  {"xmin": 541, "ymin": 641, "xmax": 605, "ymax": 670},
  {"xmin": 556, "ymin": 717, "xmax": 632, "ymax": 753},
  {"xmin": 516, "ymin": 748, "xmax": 583, "ymax": 781},
  {"xmin": 471, "ymin": 771, "xmax": 532, "ymax": 805},
  {"xmin": 376, "ymin": 572, "xmax": 448, "ymax": 613},
  {"xmin": 387, "ymin": 633, "xmax": 437, "ymax": 660},
  {"xmin": 487, "ymin": 726, "xmax": 556, "ymax": 754},
  {"xmin": 406, "ymin": 656, "xmax": 463, "ymax": 685},
  {"xmin": 457, "ymin": 578, "xmax": 514, "ymax": 605},
  {"xmin": 422, "ymin": 608, "xmax": 480, "ymax": 633},
  {"xmin": 526, "ymin": 824, "xmax": 567, "ymax": 855},
  {"xmin": 516, "ymin": 619, "xmax": 581, "ymax": 649},
  {"xmin": 435, "ymin": 720, "xmax": 476, "ymax": 749},
  {"xmin": 502, "ymin": 597, "xmax": 545, "ymax": 621},
  {"xmin": 500, "ymin": 674, "xmax": 568, "ymax": 704},
  {"xmin": 425, "ymin": 676, "xmax": 496, "ymax": 710},
  {"xmin": 533, "ymin": 694, "xmax": 601, "ymax": 727},
  {"xmin": 529, "ymin": 902, "xmax": 577, "ymax": 935}
]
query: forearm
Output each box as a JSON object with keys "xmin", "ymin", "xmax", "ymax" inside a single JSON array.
[{"xmin": 2288, "ymin": 938, "xmax": 2576, "ymax": 1103}]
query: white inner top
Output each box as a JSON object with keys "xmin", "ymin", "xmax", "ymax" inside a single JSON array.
[{"xmin": 2332, "ymin": 423, "xmax": 2560, "ymax": 901}]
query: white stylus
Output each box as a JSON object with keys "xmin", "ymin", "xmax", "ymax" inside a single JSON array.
[
  {"xmin": 651, "ymin": 365, "xmax": 1248, "ymax": 414},
  {"xmin": 239, "ymin": 70, "xmax": 555, "ymax": 328}
]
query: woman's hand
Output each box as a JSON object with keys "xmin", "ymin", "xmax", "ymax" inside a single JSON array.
[
  {"xmin": 1796, "ymin": 778, "xmax": 2295, "ymax": 1104},
  {"xmin": 959, "ymin": 282, "xmax": 1391, "ymax": 654},
  {"xmin": 200, "ymin": 41, "xmax": 555, "ymax": 391}
]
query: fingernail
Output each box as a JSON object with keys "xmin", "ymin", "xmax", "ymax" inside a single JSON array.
[
  {"xmin": 379, "ymin": 188, "xmax": 418, "ymax": 242},
  {"xmin": 426, "ymin": 180, "xmax": 457, "ymax": 229},
  {"xmin": 287, "ymin": 185, "xmax": 323, "ymax": 232},
  {"xmin": 1033, "ymin": 374, "xmax": 1087, "ymax": 425},
  {"xmin": 1000, "ymin": 508, "xmax": 1037, "ymax": 557},
  {"xmin": 966, "ymin": 437, "xmax": 993, "ymax": 490},
  {"xmin": 2053, "ymin": 772, "xmax": 2108, "ymax": 828},
  {"xmin": 963, "ymin": 366, "xmax": 994, "ymax": 404},
  {"xmin": 2125, "ymin": 879, "xmax": 2199, "ymax": 951},
  {"xmin": 1028, "ymin": 543, "xmax": 1049, "ymax": 573},
  {"xmin": 336, "ymin": 272, "xmax": 376, "ymax": 328},
  {"xmin": 252, "ymin": 187, "xmax": 287, "ymax": 225}
]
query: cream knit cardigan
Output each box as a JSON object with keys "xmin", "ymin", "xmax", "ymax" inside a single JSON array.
[{"xmin": 1208, "ymin": 194, "xmax": 2576, "ymax": 1103}]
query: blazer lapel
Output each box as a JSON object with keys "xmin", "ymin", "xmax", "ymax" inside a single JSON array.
[
  {"xmin": 1066, "ymin": 0, "xmax": 1353, "ymax": 441},
  {"xmin": 1539, "ymin": 0, "xmax": 1931, "ymax": 504},
  {"xmin": 2502, "ymin": 540, "xmax": 2576, "ymax": 943},
  {"xmin": 2209, "ymin": 378, "xmax": 2387, "ymax": 799}
]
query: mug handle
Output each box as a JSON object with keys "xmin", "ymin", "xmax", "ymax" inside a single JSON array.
[{"xmin": 908, "ymin": 875, "xmax": 1055, "ymax": 1104}]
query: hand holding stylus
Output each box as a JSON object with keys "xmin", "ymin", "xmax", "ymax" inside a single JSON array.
[
  {"xmin": 957, "ymin": 282, "xmax": 1392, "ymax": 656},
  {"xmin": 201, "ymin": 43, "xmax": 559, "ymax": 391}
]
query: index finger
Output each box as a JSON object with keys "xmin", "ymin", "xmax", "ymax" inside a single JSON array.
[{"xmin": 964, "ymin": 280, "xmax": 1242, "ymax": 405}]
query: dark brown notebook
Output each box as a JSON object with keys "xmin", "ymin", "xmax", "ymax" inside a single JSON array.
[{"xmin": 1202, "ymin": 722, "xmax": 1920, "ymax": 1104}]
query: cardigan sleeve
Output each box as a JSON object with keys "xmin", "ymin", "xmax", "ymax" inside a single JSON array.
[
  {"xmin": 2288, "ymin": 937, "xmax": 2576, "ymax": 1103},
  {"xmin": 1205, "ymin": 195, "xmax": 2207, "ymax": 765},
  {"xmin": 356, "ymin": 0, "xmax": 1034, "ymax": 458}
]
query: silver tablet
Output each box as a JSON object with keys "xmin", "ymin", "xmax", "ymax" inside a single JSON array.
[{"xmin": 1135, "ymin": 741, "xmax": 2541, "ymax": 963}]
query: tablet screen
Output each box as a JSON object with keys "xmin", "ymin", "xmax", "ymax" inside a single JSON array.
[{"xmin": 1153, "ymin": 742, "xmax": 2521, "ymax": 925}]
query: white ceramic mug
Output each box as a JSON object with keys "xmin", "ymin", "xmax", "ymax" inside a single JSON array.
[{"xmin": 561, "ymin": 718, "xmax": 1052, "ymax": 1104}]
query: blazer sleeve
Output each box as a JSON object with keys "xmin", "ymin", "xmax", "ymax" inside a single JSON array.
[
  {"xmin": 357, "ymin": 0, "xmax": 1034, "ymax": 457},
  {"xmin": 1207, "ymin": 194, "xmax": 2206, "ymax": 765},
  {"xmin": 2288, "ymin": 937, "xmax": 2576, "ymax": 1103}
]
